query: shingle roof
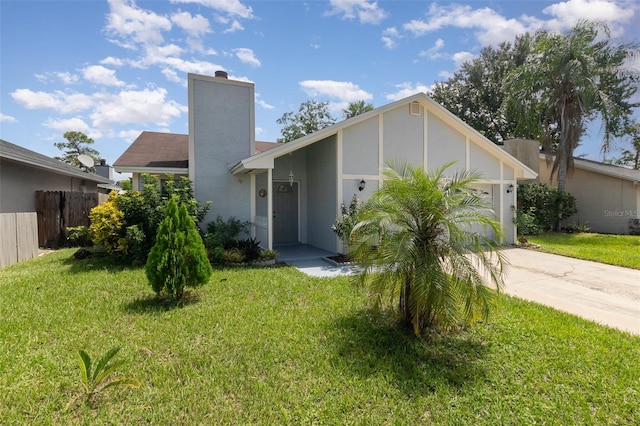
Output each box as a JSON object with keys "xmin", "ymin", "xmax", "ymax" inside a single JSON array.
[
  {"xmin": 0, "ymin": 139, "xmax": 111, "ymax": 184},
  {"xmin": 113, "ymin": 131, "xmax": 278, "ymax": 170},
  {"xmin": 573, "ymin": 157, "xmax": 640, "ymax": 182},
  {"xmin": 114, "ymin": 131, "xmax": 189, "ymax": 169}
]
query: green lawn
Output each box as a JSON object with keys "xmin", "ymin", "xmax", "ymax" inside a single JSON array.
[
  {"xmin": 526, "ymin": 232, "xmax": 640, "ymax": 269},
  {"xmin": 1, "ymin": 249, "xmax": 639, "ymax": 424}
]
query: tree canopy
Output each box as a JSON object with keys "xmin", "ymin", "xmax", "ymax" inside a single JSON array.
[
  {"xmin": 614, "ymin": 120, "xmax": 640, "ymax": 169},
  {"xmin": 54, "ymin": 131, "xmax": 100, "ymax": 171},
  {"xmin": 276, "ymin": 100, "xmax": 336, "ymax": 143},
  {"xmin": 430, "ymin": 36, "xmax": 530, "ymax": 143},
  {"xmin": 343, "ymin": 100, "xmax": 374, "ymax": 119},
  {"xmin": 504, "ymin": 20, "xmax": 639, "ymax": 193}
]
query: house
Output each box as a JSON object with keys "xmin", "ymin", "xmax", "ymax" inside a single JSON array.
[
  {"xmin": 115, "ymin": 72, "xmax": 537, "ymax": 252},
  {"xmin": 538, "ymin": 155, "xmax": 640, "ymax": 234},
  {"xmin": 114, "ymin": 131, "xmax": 278, "ymax": 190},
  {"xmin": 0, "ymin": 139, "xmax": 111, "ymax": 213}
]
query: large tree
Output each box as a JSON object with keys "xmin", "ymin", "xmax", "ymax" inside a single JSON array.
[
  {"xmin": 276, "ymin": 100, "xmax": 336, "ymax": 143},
  {"xmin": 343, "ymin": 100, "xmax": 374, "ymax": 119},
  {"xmin": 614, "ymin": 120, "xmax": 640, "ymax": 169},
  {"xmin": 504, "ymin": 20, "xmax": 639, "ymax": 193},
  {"xmin": 349, "ymin": 161, "xmax": 506, "ymax": 335},
  {"xmin": 430, "ymin": 36, "xmax": 530, "ymax": 143},
  {"xmin": 54, "ymin": 131, "xmax": 100, "ymax": 171}
]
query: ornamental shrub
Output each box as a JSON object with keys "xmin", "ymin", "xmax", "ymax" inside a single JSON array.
[
  {"xmin": 145, "ymin": 198, "xmax": 212, "ymax": 300},
  {"xmin": 517, "ymin": 183, "xmax": 577, "ymax": 232},
  {"xmin": 89, "ymin": 192, "xmax": 128, "ymax": 254},
  {"xmin": 331, "ymin": 194, "xmax": 359, "ymax": 253}
]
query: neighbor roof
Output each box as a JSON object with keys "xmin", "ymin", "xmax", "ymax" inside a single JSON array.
[
  {"xmin": 541, "ymin": 154, "xmax": 640, "ymax": 183},
  {"xmin": 0, "ymin": 139, "xmax": 111, "ymax": 184},
  {"xmin": 114, "ymin": 131, "xmax": 277, "ymax": 173}
]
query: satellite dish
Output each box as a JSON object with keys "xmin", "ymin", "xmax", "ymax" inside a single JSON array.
[{"xmin": 77, "ymin": 154, "xmax": 94, "ymax": 169}]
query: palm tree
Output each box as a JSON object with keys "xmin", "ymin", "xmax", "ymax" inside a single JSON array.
[
  {"xmin": 343, "ymin": 100, "xmax": 374, "ymax": 119},
  {"xmin": 504, "ymin": 20, "xmax": 639, "ymax": 194},
  {"xmin": 349, "ymin": 161, "xmax": 507, "ymax": 336}
]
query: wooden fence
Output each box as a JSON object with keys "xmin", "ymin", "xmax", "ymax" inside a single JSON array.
[
  {"xmin": 35, "ymin": 191, "xmax": 99, "ymax": 248},
  {"xmin": 0, "ymin": 212, "xmax": 39, "ymax": 268}
]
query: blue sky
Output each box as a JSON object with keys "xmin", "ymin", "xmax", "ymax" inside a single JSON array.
[{"xmin": 1, "ymin": 0, "xmax": 639, "ymax": 180}]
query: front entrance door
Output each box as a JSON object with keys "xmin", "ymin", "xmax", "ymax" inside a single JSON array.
[{"xmin": 273, "ymin": 181, "xmax": 299, "ymax": 244}]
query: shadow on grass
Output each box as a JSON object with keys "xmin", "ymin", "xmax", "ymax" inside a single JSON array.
[
  {"xmin": 60, "ymin": 249, "xmax": 145, "ymax": 274},
  {"xmin": 330, "ymin": 309, "xmax": 488, "ymax": 395},
  {"xmin": 124, "ymin": 291, "xmax": 201, "ymax": 314}
]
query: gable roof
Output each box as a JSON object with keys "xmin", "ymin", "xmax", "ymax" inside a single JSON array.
[
  {"xmin": 114, "ymin": 131, "xmax": 278, "ymax": 174},
  {"xmin": 542, "ymin": 154, "xmax": 640, "ymax": 183},
  {"xmin": 114, "ymin": 131, "xmax": 189, "ymax": 173},
  {"xmin": 0, "ymin": 139, "xmax": 111, "ymax": 184},
  {"xmin": 231, "ymin": 92, "xmax": 538, "ymax": 180}
]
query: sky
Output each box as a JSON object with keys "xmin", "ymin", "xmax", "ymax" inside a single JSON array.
[{"xmin": 1, "ymin": 0, "xmax": 639, "ymax": 181}]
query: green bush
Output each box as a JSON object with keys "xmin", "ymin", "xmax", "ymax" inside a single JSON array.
[
  {"xmin": 204, "ymin": 216, "xmax": 249, "ymax": 250},
  {"xmin": 331, "ymin": 194, "xmax": 360, "ymax": 253},
  {"xmin": 514, "ymin": 207, "xmax": 544, "ymax": 236},
  {"xmin": 145, "ymin": 198, "xmax": 212, "ymax": 300},
  {"xmin": 517, "ymin": 183, "xmax": 577, "ymax": 233},
  {"xmin": 66, "ymin": 225, "xmax": 91, "ymax": 247},
  {"xmin": 89, "ymin": 174, "xmax": 210, "ymax": 263}
]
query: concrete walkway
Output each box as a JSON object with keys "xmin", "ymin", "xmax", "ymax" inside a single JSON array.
[{"xmin": 285, "ymin": 246, "xmax": 640, "ymax": 335}]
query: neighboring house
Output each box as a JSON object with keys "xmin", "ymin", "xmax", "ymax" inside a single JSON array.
[
  {"xmin": 184, "ymin": 72, "xmax": 537, "ymax": 252},
  {"xmin": 113, "ymin": 130, "xmax": 279, "ymax": 189},
  {"xmin": 0, "ymin": 139, "xmax": 111, "ymax": 213},
  {"xmin": 538, "ymin": 155, "xmax": 640, "ymax": 234}
]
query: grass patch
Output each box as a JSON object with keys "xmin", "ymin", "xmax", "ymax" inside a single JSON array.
[
  {"xmin": 526, "ymin": 233, "xmax": 640, "ymax": 269},
  {"xmin": 1, "ymin": 249, "xmax": 639, "ymax": 424}
]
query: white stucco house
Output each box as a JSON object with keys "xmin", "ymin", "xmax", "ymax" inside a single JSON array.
[{"xmin": 116, "ymin": 72, "xmax": 537, "ymax": 252}]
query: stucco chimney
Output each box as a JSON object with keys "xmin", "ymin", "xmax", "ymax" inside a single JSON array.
[
  {"xmin": 503, "ymin": 138, "xmax": 540, "ymax": 179},
  {"xmin": 214, "ymin": 70, "xmax": 228, "ymax": 79}
]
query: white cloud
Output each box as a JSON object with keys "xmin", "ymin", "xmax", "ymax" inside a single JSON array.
[
  {"xmin": 299, "ymin": 80, "xmax": 373, "ymax": 103},
  {"xmin": 385, "ymin": 82, "xmax": 430, "ymax": 101},
  {"xmin": 452, "ymin": 51, "xmax": 476, "ymax": 68},
  {"xmin": 234, "ymin": 48, "xmax": 261, "ymax": 67},
  {"xmin": 223, "ymin": 19, "xmax": 244, "ymax": 33},
  {"xmin": 256, "ymin": 93, "xmax": 274, "ymax": 110},
  {"xmin": 44, "ymin": 117, "xmax": 91, "ymax": 133},
  {"xmin": 404, "ymin": 3, "xmax": 534, "ymax": 46},
  {"xmin": 82, "ymin": 65, "xmax": 125, "ymax": 87},
  {"xmin": 542, "ymin": 0, "xmax": 634, "ymax": 35},
  {"xmin": 105, "ymin": 0, "xmax": 172, "ymax": 48},
  {"xmin": 101, "ymin": 56, "xmax": 124, "ymax": 66},
  {"xmin": 325, "ymin": 0, "xmax": 388, "ymax": 25},
  {"xmin": 171, "ymin": 10, "xmax": 210, "ymax": 37},
  {"xmin": 381, "ymin": 26, "xmax": 399, "ymax": 49},
  {"xmin": 56, "ymin": 72, "xmax": 79, "ymax": 85},
  {"xmin": 170, "ymin": 0, "xmax": 254, "ymax": 19},
  {"xmin": 419, "ymin": 38, "xmax": 445, "ymax": 59},
  {"xmin": 11, "ymin": 89, "xmax": 94, "ymax": 113},
  {"xmin": 0, "ymin": 113, "xmax": 17, "ymax": 123},
  {"xmin": 89, "ymin": 88, "xmax": 186, "ymax": 129},
  {"xmin": 118, "ymin": 129, "xmax": 144, "ymax": 142}
]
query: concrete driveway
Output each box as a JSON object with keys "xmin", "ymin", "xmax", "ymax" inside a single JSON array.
[{"xmin": 502, "ymin": 248, "xmax": 640, "ymax": 335}]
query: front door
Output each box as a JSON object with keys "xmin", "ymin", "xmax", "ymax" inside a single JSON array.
[{"xmin": 273, "ymin": 181, "xmax": 299, "ymax": 244}]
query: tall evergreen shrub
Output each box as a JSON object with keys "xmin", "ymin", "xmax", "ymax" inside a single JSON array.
[{"xmin": 145, "ymin": 198, "xmax": 212, "ymax": 300}]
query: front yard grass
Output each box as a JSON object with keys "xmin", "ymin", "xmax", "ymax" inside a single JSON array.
[
  {"xmin": 1, "ymin": 249, "xmax": 639, "ymax": 424},
  {"xmin": 526, "ymin": 232, "xmax": 640, "ymax": 269}
]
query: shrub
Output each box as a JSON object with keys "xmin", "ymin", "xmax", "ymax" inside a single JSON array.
[
  {"xmin": 514, "ymin": 207, "xmax": 544, "ymax": 236},
  {"xmin": 89, "ymin": 192, "xmax": 128, "ymax": 254},
  {"xmin": 331, "ymin": 194, "xmax": 360, "ymax": 253},
  {"xmin": 145, "ymin": 198, "xmax": 212, "ymax": 300},
  {"xmin": 222, "ymin": 248, "xmax": 245, "ymax": 264},
  {"xmin": 237, "ymin": 237, "xmax": 261, "ymax": 262},
  {"xmin": 67, "ymin": 225, "xmax": 91, "ymax": 247},
  {"xmin": 204, "ymin": 216, "xmax": 249, "ymax": 251},
  {"xmin": 517, "ymin": 183, "xmax": 577, "ymax": 232}
]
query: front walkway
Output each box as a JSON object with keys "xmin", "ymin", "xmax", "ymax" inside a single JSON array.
[{"xmin": 274, "ymin": 244, "xmax": 358, "ymax": 278}]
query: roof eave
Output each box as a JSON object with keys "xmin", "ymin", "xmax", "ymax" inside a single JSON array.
[{"xmin": 113, "ymin": 166, "xmax": 189, "ymax": 175}]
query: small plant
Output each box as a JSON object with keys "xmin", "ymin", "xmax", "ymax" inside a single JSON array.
[
  {"xmin": 331, "ymin": 194, "xmax": 360, "ymax": 253},
  {"xmin": 237, "ymin": 237, "xmax": 262, "ymax": 262},
  {"xmin": 204, "ymin": 216, "xmax": 249, "ymax": 250},
  {"xmin": 66, "ymin": 225, "xmax": 91, "ymax": 247},
  {"xmin": 565, "ymin": 222, "xmax": 591, "ymax": 233},
  {"xmin": 69, "ymin": 347, "xmax": 138, "ymax": 407},
  {"xmin": 258, "ymin": 249, "xmax": 278, "ymax": 261},
  {"xmin": 223, "ymin": 248, "xmax": 245, "ymax": 264}
]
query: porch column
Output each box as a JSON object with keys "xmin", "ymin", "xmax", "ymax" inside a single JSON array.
[{"xmin": 267, "ymin": 168, "xmax": 273, "ymax": 250}]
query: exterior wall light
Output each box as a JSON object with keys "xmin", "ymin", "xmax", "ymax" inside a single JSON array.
[
  {"xmin": 289, "ymin": 170, "xmax": 294, "ymax": 187},
  {"xmin": 358, "ymin": 179, "xmax": 366, "ymax": 191},
  {"xmin": 507, "ymin": 184, "xmax": 514, "ymax": 194}
]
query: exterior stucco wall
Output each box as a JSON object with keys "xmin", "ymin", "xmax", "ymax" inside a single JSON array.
[
  {"xmin": 427, "ymin": 111, "xmax": 466, "ymax": 174},
  {"xmin": 383, "ymin": 105, "xmax": 424, "ymax": 166},
  {"xmin": 468, "ymin": 142, "xmax": 500, "ymax": 180},
  {"xmin": 0, "ymin": 159, "xmax": 98, "ymax": 213},
  {"xmin": 539, "ymin": 158, "xmax": 639, "ymax": 234},
  {"xmin": 342, "ymin": 117, "xmax": 378, "ymax": 175},
  {"xmin": 307, "ymin": 136, "xmax": 337, "ymax": 251},
  {"xmin": 189, "ymin": 74, "xmax": 254, "ymax": 225}
]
